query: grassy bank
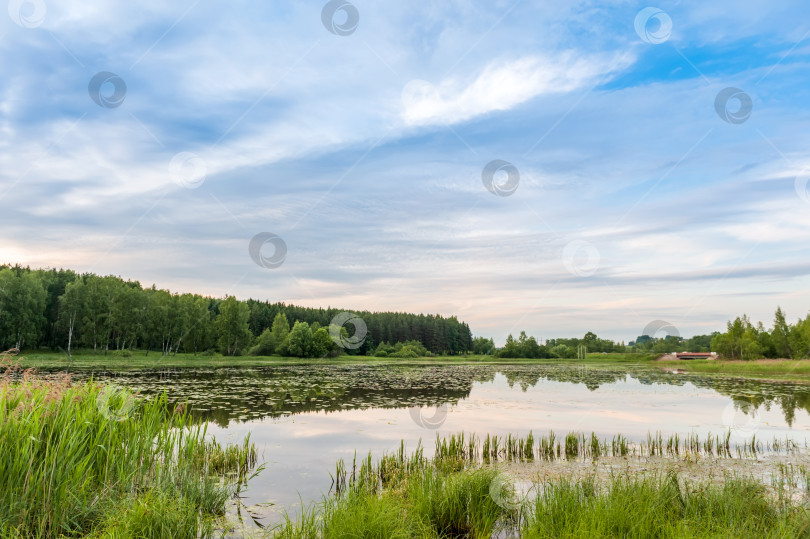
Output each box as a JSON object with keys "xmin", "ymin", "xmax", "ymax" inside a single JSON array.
[
  {"xmin": 657, "ymin": 358, "xmax": 810, "ymax": 381},
  {"xmin": 0, "ymin": 358, "xmax": 260, "ymax": 537},
  {"xmin": 281, "ymin": 473, "xmax": 810, "ymax": 538},
  {"xmin": 274, "ymin": 434, "xmax": 810, "ymax": 538},
  {"xmin": 20, "ymin": 349, "xmax": 810, "ymax": 383},
  {"xmin": 15, "ymin": 350, "xmax": 659, "ymax": 370}
]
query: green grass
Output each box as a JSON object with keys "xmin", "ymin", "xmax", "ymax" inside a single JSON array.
[
  {"xmin": 657, "ymin": 358, "xmax": 810, "ymax": 381},
  {"xmin": 273, "ymin": 451, "xmax": 810, "ymax": 539},
  {"xmin": 0, "ymin": 362, "xmax": 260, "ymax": 537},
  {"xmin": 272, "ymin": 431, "xmax": 810, "ymax": 539},
  {"xmin": 277, "ymin": 468, "xmax": 508, "ymax": 539},
  {"xmin": 15, "ymin": 350, "xmax": 660, "ymax": 370},
  {"xmin": 523, "ymin": 473, "xmax": 809, "ymax": 538}
]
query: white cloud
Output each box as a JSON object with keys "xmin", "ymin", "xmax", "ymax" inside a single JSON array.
[{"xmin": 400, "ymin": 51, "xmax": 635, "ymax": 126}]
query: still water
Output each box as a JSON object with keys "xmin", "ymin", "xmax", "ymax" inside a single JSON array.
[{"xmin": 65, "ymin": 363, "xmax": 810, "ymax": 526}]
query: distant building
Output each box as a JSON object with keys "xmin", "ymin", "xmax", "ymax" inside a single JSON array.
[{"xmin": 675, "ymin": 352, "xmax": 717, "ymax": 360}]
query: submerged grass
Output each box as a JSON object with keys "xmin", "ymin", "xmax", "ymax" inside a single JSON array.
[
  {"xmin": 0, "ymin": 350, "xmax": 260, "ymax": 538},
  {"xmin": 432, "ymin": 430, "xmax": 796, "ymax": 465}
]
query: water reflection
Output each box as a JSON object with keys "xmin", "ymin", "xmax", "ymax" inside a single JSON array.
[
  {"xmin": 51, "ymin": 363, "xmax": 810, "ymax": 529},
  {"xmin": 59, "ymin": 364, "xmax": 810, "ymax": 428}
]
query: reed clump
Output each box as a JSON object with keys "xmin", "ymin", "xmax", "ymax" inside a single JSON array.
[
  {"xmin": 523, "ymin": 472, "xmax": 810, "ymax": 537},
  {"xmin": 433, "ymin": 430, "xmax": 789, "ymax": 466},
  {"xmin": 0, "ymin": 350, "xmax": 260, "ymax": 538}
]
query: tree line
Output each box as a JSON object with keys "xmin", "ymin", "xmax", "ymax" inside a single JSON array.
[
  {"xmin": 4, "ymin": 264, "xmax": 804, "ymax": 361},
  {"xmin": 470, "ymin": 331, "xmax": 626, "ymax": 359},
  {"xmin": 626, "ymin": 308, "xmax": 810, "ymax": 360},
  {"xmin": 0, "ymin": 265, "xmax": 473, "ymax": 357},
  {"xmin": 628, "ymin": 333, "xmax": 715, "ymax": 354},
  {"xmin": 708, "ymin": 307, "xmax": 810, "ymax": 360}
]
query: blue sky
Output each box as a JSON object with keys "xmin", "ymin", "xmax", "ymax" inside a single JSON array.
[{"xmin": 2, "ymin": 0, "xmax": 810, "ymax": 343}]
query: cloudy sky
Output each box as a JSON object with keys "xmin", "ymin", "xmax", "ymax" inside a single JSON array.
[{"xmin": 2, "ymin": 0, "xmax": 810, "ymax": 343}]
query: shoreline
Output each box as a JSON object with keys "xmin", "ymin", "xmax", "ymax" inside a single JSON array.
[{"xmin": 12, "ymin": 350, "xmax": 810, "ymax": 383}]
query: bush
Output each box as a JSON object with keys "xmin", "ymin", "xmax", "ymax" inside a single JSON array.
[
  {"xmin": 249, "ymin": 328, "xmax": 275, "ymax": 356},
  {"xmin": 391, "ymin": 345, "xmax": 419, "ymax": 358},
  {"xmin": 376, "ymin": 340, "xmax": 428, "ymax": 358}
]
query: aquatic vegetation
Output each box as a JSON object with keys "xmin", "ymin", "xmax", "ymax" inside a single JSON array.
[
  {"xmin": 0, "ymin": 358, "xmax": 260, "ymax": 537},
  {"xmin": 482, "ymin": 430, "xmax": 796, "ymax": 464},
  {"xmin": 12, "ymin": 357, "xmax": 810, "ymax": 536},
  {"xmin": 274, "ymin": 433, "xmax": 810, "ymax": 538},
  {"xmin": 282, "ymin": 466, "xmax": 511, "ymax": 539},
  {"xmin": 30, "ymin": 362, "xmax": 810, "ymax": 430},
  {"xmin": 523, "ymin": 473, "xmax": 810, "ymax": 538}
]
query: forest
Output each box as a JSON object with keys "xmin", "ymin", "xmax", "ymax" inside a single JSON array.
[
  {"xmin": 2, "ymin": 264, "xmax": 808, "ymax": 361},
  {"xmin": 0, "ymin": 265, "xmax": 473, "ymax": 357}
]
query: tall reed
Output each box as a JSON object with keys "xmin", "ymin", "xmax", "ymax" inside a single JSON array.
[{"xmin": 0, "ymin": 353, "xmax": 259, "ymax": 537}]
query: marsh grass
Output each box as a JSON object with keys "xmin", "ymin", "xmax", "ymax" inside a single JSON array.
[
  {"xmin": 657, "ymin": 358, "xmax": 810, "ymax": 380},
  {"xmin": 281, "ymin": 467, "xmax": 510, "ymax": 539},
  {"xmin": 0, "ymin": 350, "xmax": 260, "ymax": 538},
  {"xmin": 523, "ymin": 472, "xmax": 810, "ymax": 538},
  {"xmin": 277, "ymin": 431, "xmax": 810, "ymax": 538},
  {"xmin": 275, "ymin": 421, "xmax": 810, "ymax": 538},
  {"xmin": 430, "ymin": 430, "xmax": 792, "ymax": 467}
]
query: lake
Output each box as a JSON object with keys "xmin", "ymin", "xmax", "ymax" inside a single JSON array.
[{"xmin": 60, "ymin": 363, "xmax": 810, "ymax": 529}]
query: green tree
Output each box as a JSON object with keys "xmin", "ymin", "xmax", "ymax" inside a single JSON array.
[
  {"xmin": 58, "ymin": 279, "xmax": 85, "ymax": 355},
  {"xmin": 143, "ymin": 288, "xmax": 171, "ymax": 356},
  {"xmin": 285, "ymin": 321, "xmax": 313, "ymax": 358},
  {"xmin": 78, "ymin": 275, "xmax": 115, "ymax": 354},
  {"xmin": 312, "ymin": 327, "xmax": 337, "ymax": 358},
  {"xmin": 772, "ymin": 307, "xmax": 792, "ymax": 358},
  {"xmin": 249, "ymin": 328, "xmax": 275, "ymax": 356},
  {"xmin": 183, "ymin": 297, "xmax": 213, "ymax": 355},
  {"xmin": 710, "ymin": 333, "xmax": 732, "ymax": 358},
  {"xmin": 216, "ymin": 297, "xmax": 253, "ymax": 356},
  {"xmin": 0, "ymin": 269, "xmax": 47, "ymax": 350},
  {"xmin": 270, "ymin": 313, "xmax": 290, "ymax": 353},
  {"xmin": 551, "ymin": 344, "xmax": 575, "ymax": 359},
  {"xmin": 788, "ymin": 315, "xmax": 810, "ymax": 359},
  {"xmin": 472, "ymin": 336, "xmax": 495, "ymax": 355},
  {"xmin": 498, "ymin": 334, "xmax": 520, "ymax": 358}
]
